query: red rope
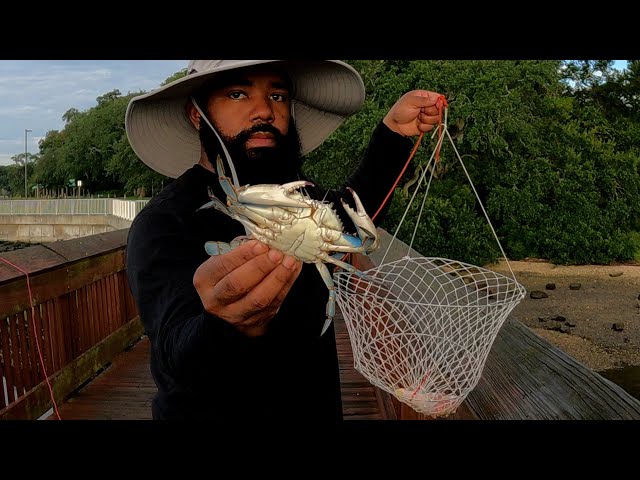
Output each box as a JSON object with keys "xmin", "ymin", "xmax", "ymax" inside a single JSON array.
[
  {"xmin": 434, "ymin": 95, "xmax": 448, "ymax": 163},
  {"xmin": 0, "ymin": 256, "xmax": 61, "ymax": 420},
  {"xmin": 372, "ymin": 94, "xmax": 448, "ymax": 222},
  {"xmin": 342, "ymin": 94, "xmax": 448, "ymax": 264}
]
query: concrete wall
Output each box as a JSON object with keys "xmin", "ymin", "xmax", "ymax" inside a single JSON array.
[{"xmin": 0, "ymin": 215, "xmax": 132, "ymax": 243}]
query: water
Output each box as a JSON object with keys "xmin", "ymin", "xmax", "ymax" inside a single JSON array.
[{"xmin": 598, "ymin": 365, "xmax": 640, "ymax": 401}]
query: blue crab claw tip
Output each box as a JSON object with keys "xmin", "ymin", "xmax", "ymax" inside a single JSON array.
[
  {"xmin": 197, "ymin": 200, "xmax": 217, "ymax": 211},
  {"xmin": 320, "ymin": 318, "xmax": 333, "ymax": 336}
]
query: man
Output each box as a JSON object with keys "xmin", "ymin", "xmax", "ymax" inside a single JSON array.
[{"xmin": 125, "ymin": 60, "xmax": 442, "ymax": 421}]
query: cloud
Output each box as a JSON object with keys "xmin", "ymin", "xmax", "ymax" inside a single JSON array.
[{"xmin": 0, "ymin": 60, "xmax": 186, "ymax": 165}]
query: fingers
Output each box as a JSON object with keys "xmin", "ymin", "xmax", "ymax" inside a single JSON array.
[
  {"xmin": 383, "ymin": 89, "xmax": 447, "ymax": 138},
  {"xmin": 421, "ymin": 106, "xmax": 441, "ymax": 116},
  {"xmin": 408, "ymin": 90, "xmax": 444, "ymax": 108},
  {"xmin": 416, "ymin": 114, "xmax": 438, "ymax": 133},
  {"xmin": 214, "ymin": 249, "xmax": 297, "ymax": 305},
  {"xmin": 195, "ymin": 239, "xmax": 303, "ymax": 328},
  {"xmin": 241, "ymin": 255, "xmax": 302, "ymax": 315},
  {"xmin": 196, "ymin": 239, "xmax": 267, "ymax": 285}
]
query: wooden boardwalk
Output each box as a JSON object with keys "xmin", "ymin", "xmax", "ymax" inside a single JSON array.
[
  {"xmin": 46, "ymin": 314, "xmax": 388, "ymax": 420},
  {"xmin": 9, "ymin": 229, "xmax": 638, "ymax": 421}
]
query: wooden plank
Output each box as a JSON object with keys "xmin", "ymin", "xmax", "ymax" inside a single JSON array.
[
  {"xmin": 104, "ymin": 276, "xmax": 112, "ymax": 335},
  {"xmin": 25, "ymin": 308, "xmax": 41, "ymax": 390},
  {"xmin": 387, "ymin": 319, "xmax": 640, "ymax": 420},
  {"xmin": 68, "ymin": 290, "xmax": 80, "ymax": 358},
  {"xmin": 89, "ymin": 282, "xmax": 98, "ymax": 345},
  {"xmin": 43, "ymin": 336, "xmax": 154, "ymax": 420},
  {"xmin": 76, "ymin": 287, "xmax": 85, "ymax": 352},
  {"xmin": 37, "ymin": 311, "xmax": 386, "ymax": 421},
  {"xmin": 45, "ymin": 301, "xmax": 58, "ymax": 372},
  {"xmin": 334, "ymin": 312, "xmax": 389, "ymax": 420},
  {"xmin": 0, "ymin": 316, "xmax": 144, "ymax": 420},
  {"xmin": 114, "ymin": 272, "xmax": 122, "ymax": 326},
  {"xmin": 457, "ymin": 319, "xmax": 640, "ymax": 420},
  {"xmin": 0, "ymin": 322, "xmax": 5, "ymax": 409},
  {"xmin": 40, "ymin": 300, "xmax": 56, "ymax": 374},
  {"xmin": 55, "ymin": 295, "xmax": 67, "ymax": 367},
  {"xmin": 27, "ymin": 305, "xmax": 45, "ymax": 386},
  {"xmin": 122, "ymin": 273, "xmax": 138, "ymax": 321},
  {"xmin": 106, "ymin": 276, "xmax": 115, "ymax": 334},
  {"xmin": 99, "ymin": 280, "xmax": 108, "ymax": 341},
  {"xmin": 70, "ymin": 290, "xmax": 81, "ymax": 356},
  {"xmin": 0, "ymin": 317, "xmax": 14, "ymax": 408},
  {"xmin": 76, "ymin": 287, "xmax": 86, "ymax": 353},
  {"xmin": 105, "ymin": 276, "xmax": 115, "ymax": 335},
  {"xmin": 83, "ymin": 285, "xmax": 95, "ymax": 349},
  {"xmin": 62, "ymin": 293, "xmax": 74, "ymax": 364},
  {"xmin": 97, "ymin": 280, "xmax": 106, "ymax": 342},
  {"xmin": 44, "ymin": 229, "xmax": 129, "ymax": 263},
  {"xmin": 0, "ymin": 246, "xmax": 66, "ymax": 284},
  {"xmin": 352, "ymin": 241, "xmax": 640, "ymax": 421},
  {"xmin": 49, "ymin": 297, "xmax": 64, "ymax": 373},
  {"xmin": 15, "ymin": 312, "xmax": 35, "ymax": 391},
  {"xmin": 374, "ymin": 387, "xmax": 398, "ymax": 420},
  {"xmin": 115, "ymin": 272, "xmax": 126, "ymax": 327},
  {"xmin": 34, "ymin": 303, "xmax": 50, "ymax": 375},
  {"xmin": 7, "ymin": 314, "xmax": 23, "ymax": 401},
  {"xmin": 0, "ymin": 250, "xmax": 126, "ymax": 319}
]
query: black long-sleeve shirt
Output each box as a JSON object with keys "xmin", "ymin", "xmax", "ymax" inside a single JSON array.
[{"xmin": 125, "ymin": 121, "xmax": 413, "ymax": 421}]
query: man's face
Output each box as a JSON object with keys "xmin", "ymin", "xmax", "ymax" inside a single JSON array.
[{"xmin": 197, "ymin": 67, "xmax": 303, "ymax": 184}]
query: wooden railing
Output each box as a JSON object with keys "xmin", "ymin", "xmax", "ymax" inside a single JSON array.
[
  {"xmin": 2, "ymin": 227, "xmax": 639, "ymax": 420},
  {"xmin": 0, "ymin": 229, "xmax": 143, "ymax": 420}
]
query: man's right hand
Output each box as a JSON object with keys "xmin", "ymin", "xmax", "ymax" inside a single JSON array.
[{"xmin": 193, "ymin": 240, "xmax": 302, "ymax": 337}]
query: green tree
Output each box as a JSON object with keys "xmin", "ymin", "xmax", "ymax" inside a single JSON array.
[
  {"xmin": 305, "ymin": 60, "xmax": 640, "ymax": 265},
  {"xmin": 26, "ymin": 61, "xmax": 640, "ymax": 265}
]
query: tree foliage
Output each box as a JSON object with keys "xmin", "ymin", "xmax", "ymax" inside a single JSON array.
[
  {"xmin": 13, "ymin": 60, "xmax": 640, "ymax": 265},
  {"xmin": 304, "ymin": 60, "xmax": 640, "ymax": 265}
]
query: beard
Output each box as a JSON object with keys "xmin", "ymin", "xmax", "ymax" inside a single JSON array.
[{"xmin": 199, "ymin": 117, "xmax": 304, "ymax": 187}]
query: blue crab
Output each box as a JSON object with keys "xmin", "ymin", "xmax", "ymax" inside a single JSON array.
[{"xmin": 198, "ymin": 155, "xmax": 380, "ymax": 336}]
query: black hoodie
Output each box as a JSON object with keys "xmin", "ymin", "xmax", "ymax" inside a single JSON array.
[{"xmin": 125, "ymin": 121, "xmax": 413, "ymax": 421}]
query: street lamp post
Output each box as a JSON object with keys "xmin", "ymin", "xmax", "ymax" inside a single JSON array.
[{"xmin": 24, "ymin": 129, "xmax": 32, "ymax": 198}]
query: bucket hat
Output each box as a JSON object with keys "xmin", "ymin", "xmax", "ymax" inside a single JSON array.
[{"xmin": 125, "ymin": 60, "xmax": 366, "ymax": 179}]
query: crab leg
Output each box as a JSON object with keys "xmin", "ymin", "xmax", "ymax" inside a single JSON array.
[
  {"xmin": 204, "ymin": 241, "xmax": 234, "ymax": 256},
  {"xmin": 197, "ymin": 194, "xmax": 231, "ymax": 215},
  {"xmin": 233, "ymin": 204, "xmax": 296, "ymax": 228},
  {"xmin": 216, "ymin": 156, "xmax": 240, "ymax": 202},
  {"xmin": 315, "ymin": 262, "xmax": 337, "ymax": 337},
  {"xmin": 203, "ymin": 236, "xmax": 249, "ymax": 256}
]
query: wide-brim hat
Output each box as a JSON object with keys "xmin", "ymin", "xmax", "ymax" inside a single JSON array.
[{"xmin": 125, "ymin": 60, "xmax": 366, "ymax": 179}]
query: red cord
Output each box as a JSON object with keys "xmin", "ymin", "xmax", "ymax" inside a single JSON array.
[
  {"xmin": 435, "ymin": 95, "xmax": 448, "ymax": 163},
  {"xmin": 0, "ymin": 257, "xmax": 61, "ymax": 420},
  {"xmin": 373, "ymin": 94, "xmax": 448, "ymax": 222},
  {"xmin": 343, "ymin": 94, "xmax": 448, "ymax": 264},
  {"xmin": 371, "ymin": 130, "xmax": 425, "ymax": 223}
]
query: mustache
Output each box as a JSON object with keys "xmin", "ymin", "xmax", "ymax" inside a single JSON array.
[{"xmin": 234, "ymin": 123, "xmax": 286, "ymax": 145}]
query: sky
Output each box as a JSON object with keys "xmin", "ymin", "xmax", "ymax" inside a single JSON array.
[
  {"xmin": 0, "ymin": 60, "xmax": 186, "ymax": 166},
  {"xmin": 0, "ymin": 59, "xmax": 630, "ymax": 167}
]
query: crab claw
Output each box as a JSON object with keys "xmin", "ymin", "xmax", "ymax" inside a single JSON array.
[
  {"xmin": 341, "ymin": 187, "xmax": 379, "ymax": 252},
  {"xmin": 236, "ymin": 181, "xmax": 316, "ymax": 208},
  {"xmin": 197, "ymin": 193, "xmax": 230, "ymax": 215},
  {"xmin": 216, "ymin": 155, "xmax": 239, "ymax": 202}
]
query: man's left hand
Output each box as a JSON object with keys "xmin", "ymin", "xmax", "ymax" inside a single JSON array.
[{"xmin": 383, "ymin": 90, "xmax": 444, "ymax": 137}]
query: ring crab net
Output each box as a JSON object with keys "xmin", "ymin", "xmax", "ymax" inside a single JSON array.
[{"xmin": 333, "ymin": 106, "xmax": 526, "ymax": 418}]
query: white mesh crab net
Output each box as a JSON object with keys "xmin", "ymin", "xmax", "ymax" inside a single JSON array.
[
  {"xmin": 334, "ymin": 101, "xmax": 526, "ymax": 418},
  {"xmin": 335, "ymin": 256, "xmax": 526, "ymax": 417}
]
